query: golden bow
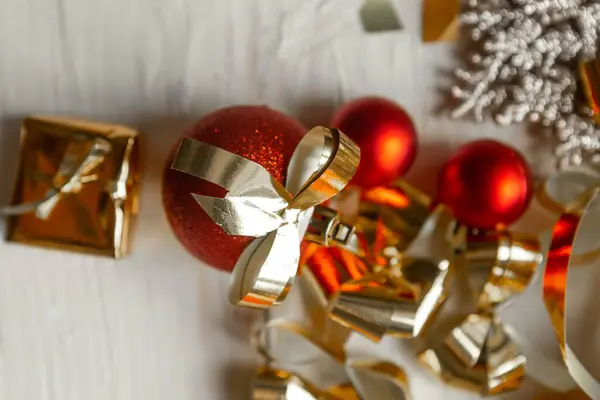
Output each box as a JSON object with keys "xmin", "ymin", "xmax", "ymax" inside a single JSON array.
[
  {"xmin": 251, "ymin": 318, "xmax": 410, "ymax": 400},
  {"xmin": 301, "ymin": 180, "xmax": 542, "ymax": 395},
  {"xmin": 171, "ymin": 126, "xmax": 360, "ymax": 309},
  {"xmin": 303, "ymin": 181, "xmax": 456, "ymax": 342},
  {"xmin": 544, "ymin": 187, "xmax": 600, "ymax": 399},
  {"xmin": 419, "ymin": 231, "xmax": 541, "ymax": 395},
  {"xmin": 2, "ymin": 136, "xmax": 111, "ymax": 219}
]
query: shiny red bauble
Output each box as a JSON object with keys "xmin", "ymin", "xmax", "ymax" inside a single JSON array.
[
  {"xmin": 331, "ymin": 97, "xmax": 417, "ymax": 189},
  {"xmin": 162, "ymin": 106, "xmax": 306, "ymax": 273},
  {"xmin": 437, "ymin": 139, "xmax": 533, "ymax": 230}
]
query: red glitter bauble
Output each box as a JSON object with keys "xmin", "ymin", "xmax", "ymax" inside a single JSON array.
[
  {"xmin": 162, "ymin": 106, "xmax": 306, "ymax": 272},
  {"xmin": 437, "ymin": 139, "xmax": 533, "ymax": 230},
  {"xmin": 331, "ymin": 97, "xmax": 417, "ymax": 189}
]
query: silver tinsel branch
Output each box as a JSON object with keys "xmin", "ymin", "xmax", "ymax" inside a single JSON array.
[{"xmin": 451, "ymin": 0, "xmax": 600, "ymax": 169}]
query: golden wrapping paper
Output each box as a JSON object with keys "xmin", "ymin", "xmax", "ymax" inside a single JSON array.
[
  {"xmin": 4, "ymin": 116, "xmax": 140, "ymax": 258},
  {"xmin": 171, "ymin": 126, "xmax": 360, "ymax": 309},
  {"xmin": 544, "ymin": 187, "xmax": 600, "ymax": 399},
  {"xmin": 422, "ymin": 0, "xmax": 460, "ymax": 43}
]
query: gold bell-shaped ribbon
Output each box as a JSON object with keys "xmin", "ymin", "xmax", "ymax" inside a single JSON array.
[
  {"xmin": 302, "ymin": 180, "xmax": 455, "ymax": 342},
  {"xmin": 419, "ymin": 312, "xmax": 526, "ymax": 395},
  {"xmin": 335, "ymin": 184, "xmax": 456, "ymax": 341},
  {"xmin": 172, "ymin": 126, "xmax": 360, "ymax": 309},
  {"xmin": 419, "ymin": 230, "xmax": 542, "ymax": 395}
]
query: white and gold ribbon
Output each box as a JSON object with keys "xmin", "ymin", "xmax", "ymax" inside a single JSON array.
[
  {"xmin": 252, "ymin": 318, "xmax": 410, "ymax": 400},
  {"xmin": 171, "ymin": 126, "xmax": 360, "ymax": 309},
  {"xmin": 544, "ymin": 187, "xmax": 600, "ymax": 399}
]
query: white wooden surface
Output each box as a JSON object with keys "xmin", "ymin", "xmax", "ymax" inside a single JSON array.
[{"xmin": 0, "ymin": 1, "xmax": 596, "ymax": 399}]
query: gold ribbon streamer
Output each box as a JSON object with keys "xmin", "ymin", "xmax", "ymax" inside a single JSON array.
[
  {"xmin": 171, "ymin": 126, "xmax": 360, "ymax": 309},
  {"xmin": 2, "ymin": 136, "xmax": 112, "ymax": 219},
  {"xmin": 418, "ymin": 231, "xmax": 541, "ymax": 395},
  {"xmin": 252, "ymin": 318, "xmax": 410, "ymax": 400},
  {"xmin": 304, "ymin": 182, "xmax": 456, "ymax": 341},
  {"xmin": 537, "ymin": 169, "xmax": 600, "ymax": 265},
  {"xmin": 419, "ymin": 312, "xmax": 526, "ymax": 395},
  {"xmin": 544, "ymin": 187, "xmax": 600, "ymax": 399}
]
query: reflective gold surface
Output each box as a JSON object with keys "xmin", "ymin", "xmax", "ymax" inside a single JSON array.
[
  {"xmin": 463, "ymin": 231, "xmax": 542, "ymax": 311},
  {"xmin": 580, "ymin": 58, "xmax": 600, "ymax": 125},
  {"xmin": 171, "ymin": 126, "xmax": 359, "ymax": 309},
  {"xmin": 358, "ymin": 180, "xmax": 433, "ymax": 259},
  {"xmin": 302, "ymin": 182, "xmax": 453, "ymax": 341},
  {"xmin": 255, "ymin": 319, "xmax": 409, "ymax": 400},
  {"xmin": 5, "ymin": 116, "xmax": 140, "ymax": 258},
  {"xmin": 544, "ymin": 188, "xmax": 600, "ymax": 399},
  {"xmin": 329, "ymin": 256, "xmax": 451, "ymax": 341},
  {"xmin": 419, "ymin": 313, "xmax": 526, "ymax": 396},
  {"xmin": 422, "ymin": 0, "xmax": 459, "ymax": 42},
  {"xmin": 252, "ymin": 367, "xmax": 330, "ymax": 400}
]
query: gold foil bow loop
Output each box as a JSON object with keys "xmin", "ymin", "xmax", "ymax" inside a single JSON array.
[
  {"xmin": 322, "ymin": 201, "xmax": 455, "ymax": 342},
  {"xmin": 544, "ymin": 187, "xmax": 600, "ymax": 399},
  {"xmin": 172, "ymin": 126, "xmax": 360, "ymax": 309},
  {"xmin": 329, "ymin": 256, "xmax": 451, "ymax": 342},
  {"xmin": 463, "ymin": 231, "xmax": 542, "ymax": 311},
  {"xmin": 419, "ymin": 312, "xmax": 526, "ymax": 395},
  {"xmin": 255, "ymin": 318, "xmax": 410, "ymax": 400},
  {"xmin": 418, "ymin": 229, "xmax": 540, "ymax": 395}
]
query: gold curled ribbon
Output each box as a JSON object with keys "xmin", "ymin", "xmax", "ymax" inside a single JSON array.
[
  {"xmin": 302, "ymin": 182, "xmax": 456, "ymax": 341},
  {"xmin": 252, "ymin": 318, "xmax": 410, "ymax": 400},
  {"xmin": 544, "ymin": 187, "xmax": 600, "ymax": 399},
  {"xmin": 171, "ymin": 126, "xmax": 360, "ymax": 309},
  {"xmin": 418, "ymin": 230, "xmax": 540, "ymax": 396},
  {"xmin": 2, "ymin": 136, "xmax": 111, "ymax": 219},
  {"xmin": 463, "ymin": 231, "xmax": 542, "ymax": 311},
  {"xmin": 537, "ymin": 169, "xmax": 600, "ymax": 265},
  {"xmin": 419, "ymin": 312, "xmax": 526, "ymax": 395}
]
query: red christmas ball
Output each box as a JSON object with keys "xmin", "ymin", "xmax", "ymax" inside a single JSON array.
[
  {"xmin": 331, "ymin": 97, "xmax": 417, "ymax": 189},
  {"xmin": 162, "ymin": 106, "xmax": 306, "ymax": 272},
  {"xmin": 437, "ymin": 139, "xmax": 533, "ymax": 230}
]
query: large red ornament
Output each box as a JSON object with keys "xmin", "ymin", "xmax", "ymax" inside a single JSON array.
[
  {"xmin": 437, "ymin": 139, "xmax": 533, "ymax": 230},
  {"xmin": 331, "ymin": 96, "xmax": 417, "ymax": 189},
  {"xmin": 162, "ymin": 106, "xmax": 306, "ymax": 272}
]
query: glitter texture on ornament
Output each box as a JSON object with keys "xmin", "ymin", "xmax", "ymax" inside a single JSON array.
[{"xmin": 451, "ymin": 0, "xmax": 600, "ymax": 169}]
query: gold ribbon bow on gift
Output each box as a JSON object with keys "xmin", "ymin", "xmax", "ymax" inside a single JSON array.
[
  {"xmin": 544, "ymin": 187, "xmax": 600, "ymax": 399},
  {"xmin": 2, "ymin": 136, "xmax": 112, "ymax": 219},
  {"xmin": 251, "ymin": 318, "xmax": 410, "ymax": 400},
  {"xmin": 172, "ymin": 126, "xmax": 360, "ymax": 309}
]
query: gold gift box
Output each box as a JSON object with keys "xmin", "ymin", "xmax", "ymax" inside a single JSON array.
[{"xmin": 5, "ymin": 116, "xmax": 140, "ymax": 258}]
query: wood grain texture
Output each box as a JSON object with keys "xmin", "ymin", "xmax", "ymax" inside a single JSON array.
[{"xmin": 0, "ymin": 1, "xmax": 595, "ymax": 399}]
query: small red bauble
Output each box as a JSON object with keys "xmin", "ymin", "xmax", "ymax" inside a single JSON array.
[
  {"xmin": 437, "ymin": 139, "xmax": 533, "ymax": 230},
  {"xmin": 162, "ymin": 106, "xmax": 306, "ymax": 273},
  {"xmin": 331, "ymin": 97, "xmax": 417, "ymax": 189}
]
